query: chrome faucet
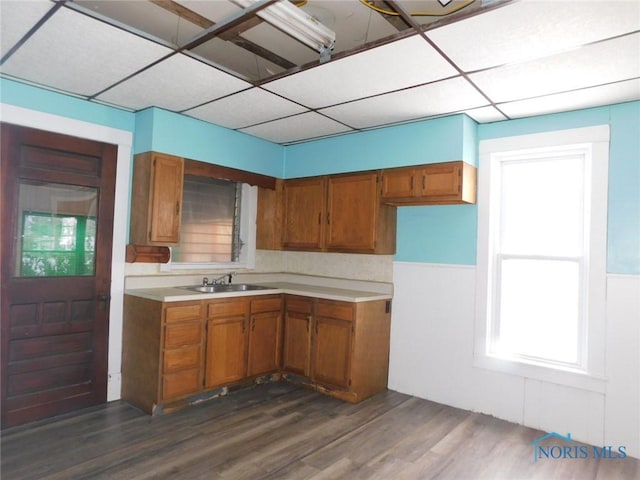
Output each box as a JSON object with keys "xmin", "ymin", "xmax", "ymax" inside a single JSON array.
[{"xmin": 205, "ymin": 272, "xmax": 236, "ymax": 285}]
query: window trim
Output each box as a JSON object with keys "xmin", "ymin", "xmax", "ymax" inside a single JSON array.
[{"xmin": 474, "ymin": 125, "xmax": 609, "ymax": 393}]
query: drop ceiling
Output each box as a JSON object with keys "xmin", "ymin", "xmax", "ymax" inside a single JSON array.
[{"xmin": 1, "ymin": 0, "xmax": 639, "ymax": 145}]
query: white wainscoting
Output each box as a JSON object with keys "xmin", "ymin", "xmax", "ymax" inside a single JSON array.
[{"xmin": 388, "ymin": 262, "xmax": 640, "ymax": 459}]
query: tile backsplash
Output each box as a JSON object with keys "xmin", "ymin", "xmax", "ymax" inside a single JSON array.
[{"xmin": 124, "ymin": 250, "xmax": 393, "ymax": 283}]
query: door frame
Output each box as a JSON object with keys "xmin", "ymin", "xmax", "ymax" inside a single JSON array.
[{"xmin": 0, "ymin": 103, "xmax": 133, "ymax": 401}]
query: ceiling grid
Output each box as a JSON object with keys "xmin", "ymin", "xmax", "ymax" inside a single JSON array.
[{"xmin": 0, "ymin": 0, "xmax": 638, "ymax": 144}]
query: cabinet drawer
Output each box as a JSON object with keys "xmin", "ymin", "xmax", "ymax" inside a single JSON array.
[
  {"xmin": 207, "ymin": 300, "xmax": 248, "ymax": 318},
  {"xmin": 251, "ymin": 296, "xmax": 282, "ymax": 314},
  {"xmin": 163, "ymin": 345, "xmax": 201, "ymax": 373},
  {"xmin": 164, "ymin": 322, "xmax": 202, "ymax": 348},
  {"xmin": 316, "ymin": 301, "xmax": 354, "ymax": 321},
  {"xmin": 286, "ymin": 297, "xmax": 313, "ymax": 314},
  {"xmin": 162, "ymin": 370, "xmax": 200, "ymax": 400},
  {"xmin": 165, "ymin": 303, "xmax": 202, "ymax": 323}
]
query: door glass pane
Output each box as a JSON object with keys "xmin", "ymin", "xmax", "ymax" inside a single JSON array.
[{"xmin": 16, "ymin": 181, "xmax": 98, "ymax": 277}]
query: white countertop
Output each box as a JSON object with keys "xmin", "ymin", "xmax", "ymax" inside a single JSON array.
[{"xmin": 125, "ymin": 281, "xmax": 392, "ymax": 303}]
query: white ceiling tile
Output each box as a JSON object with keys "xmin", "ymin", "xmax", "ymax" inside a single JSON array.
[
  {"xmin": 469, "ymin": 34, "xmax": 640, "ymax": 104},
  {"xmin": 319, "ymin": 77, "xmax": 488, "ymax": 129},
  {"xmin": 427, "ymin": 0, "xmax": 640, "ymax": 72},
  {"xmin": 184, "ymin": 88, "xmax": 308, "ymax": 129},
  {"xmin": 97, "ymin": 53, "xmax": 251, "ymax": 111},
  {"xmin": 0, "ymin": 0, "xmax": 53, "ymax": 58},
  {"xmin": 263, "ymin": 35, "xmax": 458, "ymax": 108},
  {"xmin": 0, "ymin": 7, "xmax": 172, "ymax": 96},
  {"xmin": 239, "ymin": 112, "xmax": 352, "ymax": 143},
  {"xmin": 464, "ymin": 106, "xmax": 507, "ymax": 124},
  {"xmin": 499, "ymin": 78, "xmax": 640, "ymax": 119}
]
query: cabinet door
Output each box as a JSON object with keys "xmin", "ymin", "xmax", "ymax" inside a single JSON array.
[
  {"xmin": 282, "ymin": 177, "xmax": 326, "ymax": 250},
  {"xmin": 247, "ymin": 311, "xmax": 282, "ymax": 377},
  {"xmin": 417, "ymin": 162, "xmax": 461, "ymax": 198},
  {"xmin": 256, "ymin": 180, "xmax": 283, "ymax": 250},
  {"xmin": 381, "ymin": 167, "xmax": 415, "ymax": 198},
  {"xmin": 282, "ymin": 297, "xmax": 313, "ymax": 377},
  {"xmin": 312, "ymin": 316, "xmax": 352, "ymax": 390},
  {"xmin": 326, "ymin": 172, "xmax": 379, "ymax": 252},
  {"xmin": 204, "ymin": 316, "xmax": 247, "ymax": 388},
  {"xmin": 149, "ymin": 153, "xmax": 184, "ymax": 244}
]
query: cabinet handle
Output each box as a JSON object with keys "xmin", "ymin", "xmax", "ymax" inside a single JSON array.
[
  {"xmin": 252, "ymin": 319, "xmax": 255, "ymax": 331},
  {"xmin": 242, "ymin": 319, "xmax": 246, "ymax": 332},
  {"xmin": 327, "ymin": 212, "xmax": 330, "ymax": 225},
  {"xmin": 410, "ymin": 176, "xmax": 414, "ymax": 192},
  {"xmin": 175, "ymin": 201, "xmax": 180, "ymax": 215},
  {"xmin": 422, "ymin": 175, "xmax": 426, "ymax": 191},
  {"xmin": 318, "ymin": 212, "xmax": 321, "ymax": 225}
]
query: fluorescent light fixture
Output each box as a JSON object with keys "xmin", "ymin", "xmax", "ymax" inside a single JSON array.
[{"xmin": 231, "ymin": 0, "xmax": 336, "ymax": 55}]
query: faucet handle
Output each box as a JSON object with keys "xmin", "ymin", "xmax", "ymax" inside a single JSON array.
[{"xmin": 202, "ymin": 277, "xmax": 209, "ymax": 286}]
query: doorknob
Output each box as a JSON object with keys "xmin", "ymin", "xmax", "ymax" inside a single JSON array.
[{"xmin": 97, "ymin": 293, "xmax": 111, "ymax": 311}]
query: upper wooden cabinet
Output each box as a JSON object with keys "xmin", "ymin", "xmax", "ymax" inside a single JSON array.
[
  {"xmin": 326, "ymin": 172, "xmax": 396, "ymax": 254},
  {"xmin": 130, "ymin": 152, "xmax": 184, "ymax": 245},
  {"xmin": 280, "ymin": 172, "xmax": 396, "ymax": 254},
  {"xmin": 381, "ymin": 161, "xmax": 477, "ymax": 205},
  {"xmin": 256, "ymin": 179, "xmax": 283, "ymax": 250},
  {"xmin": 282, "ymin": 176, "xmax": 327, "ymax": 251}
]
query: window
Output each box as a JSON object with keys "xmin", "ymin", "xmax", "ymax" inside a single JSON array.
[
  {"xmin": 16, "ymin": 181, "xmax": 98, "ymax": 277},
  {"xmin": 20, "ymin": 212, "xmax": 96, "ymax": 277},
  {"xmin": 475, "ymin": 126, "xmax": 609, "ymax": 390},
  {"xmin": 166, "ymin": 176, "xmax": 257, "ymax": 270}
]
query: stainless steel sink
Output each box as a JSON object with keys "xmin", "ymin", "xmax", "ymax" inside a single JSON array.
[{"xmin": 180, "ymin": 284, "xmax": 274, "ymax": 293}]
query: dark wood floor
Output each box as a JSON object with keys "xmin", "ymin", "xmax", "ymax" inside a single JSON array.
[{"xmin": 2, "ymin": 383, "xmax": 638, "ymax": 480}]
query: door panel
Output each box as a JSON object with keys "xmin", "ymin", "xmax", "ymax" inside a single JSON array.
[{"xmin": 1, "ymin": 123, "xmax": 116, "ymax": 428}]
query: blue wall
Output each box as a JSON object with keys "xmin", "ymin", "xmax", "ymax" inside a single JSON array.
[
  {"xmin": 134, "ymin": 108, "xmax": 283, "ymax": 178},
  {"xmin": 284, "ymin": 102, "xmax": 640, "ymax": 274},
  {"xmin": 0, "ymin": 78, "xmax": 136, "ymax": 132},
  {"xmin": 3, "ymin": 79, "xmax": 638, "ymax": 273},
  {"xmin": 0, "ymin": 79, "xmax": 284, "ymax": 178},
  {"xmin": 479, "ymin": 103, "xmax": 640, "ymax": 275},
  {"xmin": 284, "ymin": 114, "xmax": 475, "ymax": 178}
]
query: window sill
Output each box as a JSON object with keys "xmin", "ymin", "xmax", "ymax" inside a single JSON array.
[
  {"xmin": 160, "ymin": 261, "xmax": 254, "ymax": 272},
  {"xmin": 472, "ymin": 354, "xmax": 607, "ymax": 393}
]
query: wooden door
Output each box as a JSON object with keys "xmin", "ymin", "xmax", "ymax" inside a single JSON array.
[
  {"xmin": 326, "ymin": 172, "xmax": 379, "ymax": 252},
  {"xmin": 1, "ymin": 123, "xmax": 116, "ymax": 428},
  {"xmin": 204, "ymin": 300, "xmax": 248, "ymax": 388},
  {"xmin": 282, "ymin": 177, "xmax": 326, "ymax": 250},
  {"xmin": 282, "ymin": 296, "xmax": 312, "ymax": 378}
]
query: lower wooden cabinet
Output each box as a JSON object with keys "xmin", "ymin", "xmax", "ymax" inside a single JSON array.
[
  {"xmin": 123, "ymin": 294, "xmax": 284, "ymax": 414},
  {"xmin": 283, "ymin": 296, "xmax": 391, "ymax": 403},
  {"xmin": 122, "ymin": 292, "xmax": 390, "ymax": 413},
  {"xmin": 204, "ymin": 298, "xmax": 248, "ymax": 389},
  {"xmin": 248, "ymin": 296, "xmax": 283, "ymax": 377},
  {"xmin": 283, "ymin": 296, "xmax": 313, "ymax": 377}
]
